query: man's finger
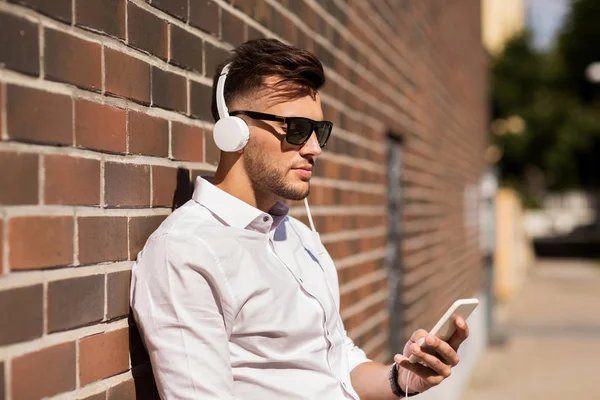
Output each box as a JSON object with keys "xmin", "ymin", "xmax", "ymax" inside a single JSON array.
[
  {"xmin": 410, "ymin": 329, "xmax": 429, "ymax": 343},
  {"xmin": 421, "ymin": 335, "xmax": 460, "ymax": 366},
  {"xmin": 447, "ymin": 317, "xmax": 469, "ymax": 351},
  {"xmin": 407, "ymin": 342, "xmax": 452, "ymax": 378}
]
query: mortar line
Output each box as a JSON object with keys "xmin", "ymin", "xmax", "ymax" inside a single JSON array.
[
  {"xmin": 0, "ymin": 318, "xmax": 128, "ymax": 360},
  {"xmin": 0, "ymin": 262, "xmax": 133, "ymax": 292}
]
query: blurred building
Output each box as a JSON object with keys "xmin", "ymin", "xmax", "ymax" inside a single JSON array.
[
  {"xmin": 0, "ymin": 1, "xmax": 487, "ymax": 400},
  {"xmin": 482, "ymin": 0, "xmax": 527, "ymax": 53}
]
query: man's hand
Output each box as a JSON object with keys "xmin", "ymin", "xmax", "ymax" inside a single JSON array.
[{"xmin": 394, "ymin": 317, "xmax": 469, "ymax": 394}]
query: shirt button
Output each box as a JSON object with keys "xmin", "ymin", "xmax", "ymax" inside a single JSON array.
[{"xmin": 263, "ymin": 216, "xmax": 269, "ymax": 222}]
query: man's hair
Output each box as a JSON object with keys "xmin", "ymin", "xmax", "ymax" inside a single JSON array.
[{"xmin": 210, "ymin": 39, "xmax": 325, "ymax": 122}]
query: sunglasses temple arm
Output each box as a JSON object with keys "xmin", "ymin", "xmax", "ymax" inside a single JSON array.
[{"xmin": 304, "ymin": 198, "xmax": 316, "ymax": 232}]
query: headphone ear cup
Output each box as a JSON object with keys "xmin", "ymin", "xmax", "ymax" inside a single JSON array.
[{"xmin": 213, "ymin": 116, "xmax": 250, "ymax": 152}]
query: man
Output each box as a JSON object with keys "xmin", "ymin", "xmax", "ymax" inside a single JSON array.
[{"xmin": 130, "ymin": 38, "xmax": 469, "ymax": 399}]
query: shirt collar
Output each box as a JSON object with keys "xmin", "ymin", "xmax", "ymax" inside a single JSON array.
[{"xmin": 192, "ymin": 176, "xmax": 289, "ymax": 233}]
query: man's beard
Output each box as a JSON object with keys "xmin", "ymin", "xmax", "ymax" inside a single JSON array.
[{"xmin": 243, "ymin": 143, "xmax": 310, "ymax": 201}]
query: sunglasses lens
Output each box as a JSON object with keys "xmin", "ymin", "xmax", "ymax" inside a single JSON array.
[
  {"xmin": 286, "ymin": 119, "xmax": 313, "ymax": 145},
  {"xmin": 316, "ymin": 123, "xmax": 332, "ymax": 148}
]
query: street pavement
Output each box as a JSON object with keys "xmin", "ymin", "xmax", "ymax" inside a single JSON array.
[{"xmin": 461, "ymin": 259, "xmax": 600, "ymax": 400}]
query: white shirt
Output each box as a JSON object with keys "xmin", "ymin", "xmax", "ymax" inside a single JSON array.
[{"xmin": 130, "ymin": 177, "xmax": 370, "ymax": 400}]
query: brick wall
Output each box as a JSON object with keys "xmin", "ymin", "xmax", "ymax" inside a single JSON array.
[{"xmin": 0, "ymin": 0, "xmax": 487, "ymax": 399}]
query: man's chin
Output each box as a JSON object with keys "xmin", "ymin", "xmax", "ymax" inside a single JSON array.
[{"xmin": 280, "ymin": 181, "xmax": 310, "ymax": 201}]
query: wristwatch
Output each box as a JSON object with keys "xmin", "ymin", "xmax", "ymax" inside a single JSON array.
[{"xmin": 389, "ymin": 363, "xmax": 418, "ymax": 398}]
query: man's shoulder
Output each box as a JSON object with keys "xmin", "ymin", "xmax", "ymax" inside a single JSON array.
[
  {"xmin": 152, "ymin": 200, "xmax": 221, "ymax": 237},
  {"xmin": 136, "ymin": 200, "xmax": 225, "ymax": 259}
]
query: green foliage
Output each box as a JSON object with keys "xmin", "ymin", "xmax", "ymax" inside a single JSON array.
[
  {"xmin": 491, "ymin": 0, "xmax": 600, "ymax": 193},
  {"xmin": 557, "ymin": 0, "xmax": 600, "ymax": 103}
]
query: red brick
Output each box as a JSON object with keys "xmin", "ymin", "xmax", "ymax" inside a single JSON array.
[
  {"xmin": 8, "ymin": 216, "xmax": 73, "ymax": 270},
  {"xmin": 0, "ymin": 285, "xmax": 43, "ymax": 346},
  {"xmin": 0, "ymin": 151, "xmax": 38, "ymax": 205},
  {"xmin": 170, "ymin": 25, "xmax": 203, "ymax": 73},
  {"xmin": 76, "ymin": 0, "xmax": 126, "ymax": 39},
  {"xmin": 0, "ymin": 83, "xmax": 2, "ymax": 138},
  {"xmin": 171, "ymin": 122, "xmax": 204, "ymax": 162},
  {"xmin": 79, "ymin": 329, "xmax": 129, "ymax": 386},
  {"xmin": 204, "ymin": 42, "xmax": 230, "ymax": 77},
  {"xmin": 222, "ymin": 10, "xmax": 245, "ymax": 46},
  {"xmin": 190, "ymin": 81, "xmax": 214, "ymax": 121},
  {"xmin": 47, "ymin": 275, "xmax": 104, "ymax": 332},
  {"xmin": 44, "ymin": 28, "xmax": 102, "ymax": 91},
  {"xmin": 151, "ymin": 68, "xmax": 187, "ymax": 113},
  {"xmin": 8, "ymin": 0, "xmax": 72, "ymax": 23},
  {"xmin": 128, "ymin": 111, "xmax": 168, "ymax": 157},
  {"xmin": 127, "ymin": 3, "xmax": 168, "ymax": 60},
  {"xmin": 152, "ymin": 166, "xmax": 179, "ymax": 207},
  {"xmin": 204, "ymin": 129, "xmax": 220, "ymax": 165},
  {"xmin": 107, "ymin": 378, "xmax": 135, "ymax": 400},
  {"xmin": 105, "ymin": 49, "xmax": 151, "ymax": 104},
  {"xmin": 107, "ymin": 270, "xmax": 131, "ymax": 320},
  {"xmin": 104, "ymin": 162, "xmax": 150, "ymax": 207},
  {"xmin": 247, "ymin": 24, "xmax": 264, "ymax": 41},
  {"xmin": 0, "ymin": 218, "xmax": 3, "ymax": 275},
  {"xmin": 0, "ymin": 362, "xmax": 4, "ymax": 400},
  {"xmin": 231, "ymin": 0, "xmax": 257, "ymax": 16},
  {"xmin": 75, "ymin": 100, "xmax": 127, "ymax": 153},
  {"xmin": 153, "ymin": 0, "xmax": 188, "ymax": 21},
  {"xmin": 129, "ymin": 215, "xmax": 166, "ymax": 258},
  {"xmin": 11, "ymin": 342, "xmax": 76, "ymax": 400},
  {"xmin": 0, "ymin": 12, "xmax": 39, "ymax": 76},
  {"xmin": 279, "ymin": 15, "xmax": 297, "ymax": 43},
  {"xmin": 78, "ymin": 217, "xmax": 128, "ymax": 264},
  {"xmin": 254, "ymin": 0, "xmax": 272, "ymax": 26},
  {"xmin": 6, "ymin": 85, "xmax": 73, "ymax": 145},
  {"xmin": 190, "ymin": 0, "xmax": 220, "ymax": 36},
  {"xmin": 44, "ymin": 154, "xmax": 101, "ymax": 205}
]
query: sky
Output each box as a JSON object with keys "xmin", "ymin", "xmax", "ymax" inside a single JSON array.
[{"xmin": 527, "ymin": 0, "xmax": 570, "ymax": 49}]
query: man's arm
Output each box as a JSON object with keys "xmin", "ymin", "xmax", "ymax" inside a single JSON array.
[
  {"xmin": 342, "ymin": 326, "xmax": 399, "ymax": 399},
  {"xmin": 130, "ymin": 233, "xmax": 236, "ymax": 400},
  {"xmin": 349, "ymin": 319, "xmax": 468, "ymax": 399},
  {"xmin": 351, "ymin": 361, "xmax": 402, "ymax": 400}
]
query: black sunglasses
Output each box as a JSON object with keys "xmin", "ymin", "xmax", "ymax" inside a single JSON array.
[{"xmin": 230, "ymin": 110, "xmax": 333, "ymax": 148}]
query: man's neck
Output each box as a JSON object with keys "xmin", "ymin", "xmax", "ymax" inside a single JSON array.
[{"xmin": 212, "ymin": 164, "xmax": 278, "ymax": 213}]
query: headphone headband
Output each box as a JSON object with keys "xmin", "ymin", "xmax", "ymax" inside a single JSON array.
[
  {"xmin": 212, "ymin": 62, "xmax": 250, "ymax": 152},
  {"xmin": 216, "ymin": 63, "xmax": 231, "ymax": 120}
]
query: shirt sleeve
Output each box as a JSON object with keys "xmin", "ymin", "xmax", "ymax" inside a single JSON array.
[
  {"xmin": 130, "ymin": 233, "xmax": 237, "ymax": 400},
  {"xmin": 343, "ymin": 325, "xmax": 371, "ymax": 372}
]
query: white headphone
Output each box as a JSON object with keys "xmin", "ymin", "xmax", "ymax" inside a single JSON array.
[{"xmin": 213, "ymin": 63, "xmax": 250, "ymax": 152}]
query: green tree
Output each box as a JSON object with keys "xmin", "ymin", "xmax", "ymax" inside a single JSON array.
[{"xmin": 491, "ymin": 0, "xmax": 600, "ymax": 198}]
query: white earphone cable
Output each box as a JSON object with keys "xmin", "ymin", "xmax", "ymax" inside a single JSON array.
[
  {"xmin": 304, "ymin": 198, "xmax": 316, "ymax": 232},
  {"xmin": 405, "ymin": 371, "xmax": 411, "ymax": 399}
]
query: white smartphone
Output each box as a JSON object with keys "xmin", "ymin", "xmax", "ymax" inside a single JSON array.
[{"xmin": 408, "ymin": 298, "xmax": 479, "ymax": 363}]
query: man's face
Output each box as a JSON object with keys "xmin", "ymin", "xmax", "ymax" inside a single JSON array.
[{"xmin": 240, "ymin": 78, "xmax": 324, "ymax": 201}]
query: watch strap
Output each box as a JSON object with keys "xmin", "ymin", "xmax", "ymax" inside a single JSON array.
[{"xmin": 389, "ymin": 362, "xmax": 419, "ymax": 398}]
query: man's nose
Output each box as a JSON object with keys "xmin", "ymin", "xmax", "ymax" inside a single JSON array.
[{"xmin": 300, "ymin": 131, "xmax": 322, "ymax": 156}]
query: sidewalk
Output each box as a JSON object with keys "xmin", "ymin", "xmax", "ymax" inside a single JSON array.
[{"xmin": 461, "ymin": 259, "xmax": 600, "ymax": 400}]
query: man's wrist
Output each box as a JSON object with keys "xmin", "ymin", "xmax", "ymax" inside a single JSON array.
[{"xmin": 389, "ymin": 363, "xmax": 418, "ymax": 398}]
